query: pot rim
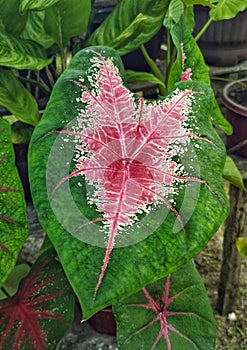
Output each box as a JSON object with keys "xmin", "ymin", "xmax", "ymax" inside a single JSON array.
[{"xmin": 222, "ymin": 78, "xmax": 247, "ymax": 117}]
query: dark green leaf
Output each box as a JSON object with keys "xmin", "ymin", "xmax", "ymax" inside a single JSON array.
[
  {"xmin": 0, "ymin": 0, "xmax": 27, "ymax": 37},
  {"xmin": 11, "ymin": 121, "xmax": 34, "ymax": 144},
  {"xmin": 21, "ymin": 11, "xmax": 55, "ymax": 48},
  {"xmin": 0, "ymin": 263, "xmax": 30, "ymax": 300},
  {"xmin": 0, "ymin": 68, "xmax": 40, "ymax": 126},
  {"xmin": 0, "ymin": 31, "xmax": 53, "ymax": 70},
  {"xmin": 114, "ymin": 262, "xmax": 216, "ymax": 350},
  {"xmin": 0, "ymin": 119, "xmax": 28, "ymax": 287},
  {"xmin": 88, "ymin": 0, "xmax": 170, "ymax": 55},
  {"xmin": 44, "ymin": 0, "xmax": 91, "ymax": 51},
  {"xmin": 223, "ymin": 156, "xmax": 246, "ymax": 190}
]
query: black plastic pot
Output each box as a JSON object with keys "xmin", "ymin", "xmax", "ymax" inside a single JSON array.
[
  {"xmin": 194, "ymin": 6, "xmax": 247, "ymax": 66},
  {"xmin": 222, "ymin": 79, "xmax": 247, "ymax": 157}
]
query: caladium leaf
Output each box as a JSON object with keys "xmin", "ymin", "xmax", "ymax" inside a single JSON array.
[
  {"xmin": 0, "ymin": 249, "xmax": 74, "ymax": 350},
  {"xmin": 113, "ymin": 261, "xmax": 216, "ymax": 350},
  {"xmin": 0, "ymin": 119, "xmax": 28, "ymax": 286},
  {"xmin": 169, "ymin": 20, "xmax": 232, "ymax": 135},
  {"xmin": 29, "ymin": 46, "xmax": 228, "ymax": 319},
  {"xmin": 87, "ymin": 0, "xmax": 170, "ymax": 55}
]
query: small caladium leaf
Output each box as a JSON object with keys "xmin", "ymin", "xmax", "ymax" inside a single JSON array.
[
  {"xmin": 0, "ymin": 118, "xmax": 28, "ymax": 287},
  {"xmin": 169, "ymin": 20, "xmax": 232, "ymax": 135},
  {"xmin": 29, "ymin": 46, "xmax": 228, "ymax": 318},
  {"xmin": 0, "ymin": 249, "xmax": 74, "ymax": 350},
  {"xmin": 113, "ymin": 261, "xmax": 216, "ymax": 350}
]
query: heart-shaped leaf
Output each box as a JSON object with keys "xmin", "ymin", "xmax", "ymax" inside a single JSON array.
[
  {"xmin": 210, "ymin": 0, "xmax": 247, "ymax": 21},
  {"xmin": 29, "ymin": 46, "xmax": 228, "ymax": 318},
  {"xmin": 0, "ymin": 250, "xmax": 74, "ymax": 350},
  {"xmin": 113, "ymin": 261, "xmax": 216, "ymax": 350},
  {"xmin": 0, "ymin": 118, "xmax": 28, "ymax": 286}
]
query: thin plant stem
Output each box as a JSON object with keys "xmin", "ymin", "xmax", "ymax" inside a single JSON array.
[
  {"xmin": 140, "ymin": 45, "xmax": 167, "ymax": 96},
  {"xmin": 194, "ymin": 17, "xmax": 213, "ymax": 42}
]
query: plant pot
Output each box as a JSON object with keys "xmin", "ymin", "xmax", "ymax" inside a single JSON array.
[
  {"xmin": 222, "ymin": 79, "xmax": 247, "ymax": 157},
  {"xmin": 88, "ymin": 306, "xmax": 116, "ymax": 335},
  {"xmin": 194, "ymin": 6, "xmax": 247, "ymax": 66}
]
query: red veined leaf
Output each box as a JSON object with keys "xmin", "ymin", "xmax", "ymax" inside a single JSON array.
[
  {"xmin": 0, "ymin": 250, "xmax": 74, "ymax": 350},
  {"xmin": 113, "ymin": 261, "xmax": 216, "ymax": 350},
  {"xmin": 0, "ymin": 119, "xmax": 28, "ymax": 286},
  {"xmin": 29, "ymin": 46, "xmax": 228, "ymax": 318}
]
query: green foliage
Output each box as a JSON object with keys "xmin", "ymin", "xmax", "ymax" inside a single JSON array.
[
  {"xmin": 0, "ymin": 69, "xmax": 40, "ymax": 126},
  {"xmin": 44, "ymin": 0, "xmax": 91, "ymax": 51},
  {"xmin": 0, "ymin": 119, "xmax": 28, "ymax": 287},
  {"xmin": 88, "ymin": 0, "xmax": 171, "ymax": 55},
  {"xmin": 223, "ymin": 156, "xmax": 246, "ymax": 190},
  {"xmin": 114, "ymin": 262, "xmax": 216, "ymax": 350},
  {"xmin": 236, "ymin": 237, "xmax": 247, "ymax": 259},
  {"xmin": 209, "ymin": 0, "xmax": 247, "ymax": 21}
]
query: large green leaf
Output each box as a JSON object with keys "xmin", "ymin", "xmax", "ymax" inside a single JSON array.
[
  {"xmin": 210, "ymin": 0, "xmax": 247, "ymax": 21},
  {"xmin": 0, "ymin": 31, "xmax": 53, "ymax": 70},
  {"xmin": 114, "ymin": 261, "xmax": 216, "ymax": 350},
  {"xmin": 21, "ymin": 11, "xmax": 55, "ymax": 49},
  {"xmin": 0, "ymin": 68, "xmax": 40, "ymax": 126},
  {"xmin": 88, "ymin": 0, "xmax": 170, "ymax": 55},
  {"xmin": 29, "ymin": 46, "xmax": 228, "ymax": 319},
  {"xmin": 169, "ymin": 20, "xmax": 232, "ymax": 135},
  {"xmin": 0, "ymin": 119, "xmax": 28, "ymax": 287},
  {"xmin": 20, "ymin": 0, "xmax": 60, "ymax": 12},
  {"xmin": 0, "ymin": 0, "xmax": 27, "ymax": 37},
  {"xmin": 0, "ymin": 249, "xmax": 74, "ymax": 350},
  {"xmin": 44, "ymin": 0, "xmax": 91, "ymax": 51}
]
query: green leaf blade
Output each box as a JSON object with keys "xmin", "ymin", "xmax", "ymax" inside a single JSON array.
[
  {"xmin": 0, "ymin": 69, "xmax": 40, "ymax": 126},
  {"xmin": 114, "ymin": 262, "xmax": 216, "ymax": 350},
  {"xmin": 0, "ymin": 31, "xmax": 53, "ymax": 70},
  {"xmin": 0, "ymin": 119, "xmax": 28, "ymax": 287},
  {"xmin": 210, "ymin": 0, "xmax": 247, "ymax": 21},
  {"xmin": 88, "ymin": 0, "xmax": 170, "ymax": 55}
]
